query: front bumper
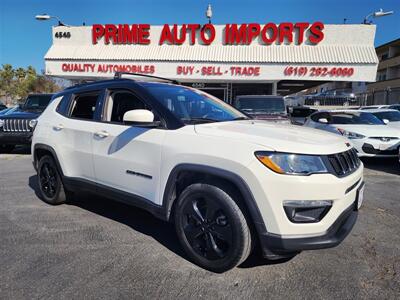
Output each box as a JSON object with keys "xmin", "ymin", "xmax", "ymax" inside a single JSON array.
[
  {"xmin": 242, "ymin": 154, "xmax": 364, "ymax": 259},
  {"xmin": 352, "ymin": 138, "xmax": 400, "ymax": 157},
  {"xmin": 0, "ymin": 131, "xmax": 33, "ymax": 145},
  {"xmin": 259, "ymin": 200, "xmax": 358, "ymax": 257}
]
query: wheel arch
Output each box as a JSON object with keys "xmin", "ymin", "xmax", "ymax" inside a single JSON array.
[
  {"xmin": 162, "ymin": 164, "xmax": 267, "ymax": 237},
  {"xmin": 33, "ymin": 144, "xmax": 64, "ymax": 176}
]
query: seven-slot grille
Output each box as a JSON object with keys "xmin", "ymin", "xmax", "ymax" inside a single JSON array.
[
  {"xmin": 327, "ymin": 148, "xmax": 360, "ymax": 176},
  {"xmin": 2, "ymin": 119, "xmax": 31, "ymax": 132}
]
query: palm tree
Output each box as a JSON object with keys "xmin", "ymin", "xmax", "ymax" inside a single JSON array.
[{"xmin": 0, "ymin": 64, "xmax": 15, "ymax": 105}]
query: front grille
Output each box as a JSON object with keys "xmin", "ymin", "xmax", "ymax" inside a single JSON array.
[
  {"xmin": 327, "ymin": 148, "xmax": 361, "ymax": 176},
  {"xmin": 369, "ymin": 137, "xmax": 399, "ymax": 142},
  {"xmin": 362, "ymin": 143, "xmax": 398, "ymax": 155},
  {"xmin": 2, "ymin": 119, "xmax": 31, "ymax": 132}
]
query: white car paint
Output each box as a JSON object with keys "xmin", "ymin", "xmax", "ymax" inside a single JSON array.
[
  {"xmin": 365, "ymin": 108, "xmax": 400, "ymax": 130},
  {"xmin": 304, "ymin": 110, "xmax": 400, "ymax": 157},
  {"xmin": 33, "ymin": 93, "xmax": 364, "ymax": 239}
]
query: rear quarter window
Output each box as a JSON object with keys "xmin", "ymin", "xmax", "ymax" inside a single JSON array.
[{"xmin": 56, "ymin": 94, "xmax": 71, "ymax": 116}]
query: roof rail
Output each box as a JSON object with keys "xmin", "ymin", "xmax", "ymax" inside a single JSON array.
[{"xmin": 114, "ymin": 72, "xmax": 179, "ymax": 84}]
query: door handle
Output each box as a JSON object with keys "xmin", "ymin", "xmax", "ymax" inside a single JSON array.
[
  {"xmin": 94, "ymin": 130, "xmax": 109, "ymax": 138},
  {"xmin": 53, "ymin": 124, "xmax": 64, "ymax": 131}
]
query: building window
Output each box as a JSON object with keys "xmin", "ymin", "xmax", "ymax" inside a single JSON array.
[{"xmin": 376, "ymin": 72, "xmax": 386, "ymax": 81}]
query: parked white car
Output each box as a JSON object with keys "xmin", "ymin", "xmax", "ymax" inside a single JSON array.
[
  {"xmin": 366, "ymin": 109, "xmax": 400, "ymax": 130},
  {"xmin": 304, "ymin": 110, "xmax": 400, "ymax": 157},
  {"xmin": 31, "ymin": 74, "xmax": 364, "ymax": 272}
]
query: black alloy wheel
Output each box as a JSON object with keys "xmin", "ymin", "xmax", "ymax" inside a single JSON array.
[
  {"xmin": 175, "ymin": 183, "xmax": 252, "ymax": 273},
  {"xmin": 37, "ymin": 155, "xmax": 68, "ymax": 205},
  {"xmin": 39, "ymin": 161, "xmax": 58, "ymax": 198},
  {"xmin": 181, "ymin": 196, "xmax": 233, "ymax": 260}
]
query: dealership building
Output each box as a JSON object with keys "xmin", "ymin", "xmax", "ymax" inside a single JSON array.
[{"xmin": 44, "ymin": 23, "xmax": 378, "ymax": 102}]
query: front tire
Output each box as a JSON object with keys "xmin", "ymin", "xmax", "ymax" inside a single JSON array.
[
  {"xmin": 175, "ymin": 183, "xmax": 252, "ymax": 273},
  {"xmin": 37, "ymin": 155, "xmax": 68, "ymax": 205}
]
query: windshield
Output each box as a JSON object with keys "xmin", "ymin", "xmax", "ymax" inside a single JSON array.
[
  {"xmin": 24, "ymin": 95, "xmax": 52, "ymax": 109},
  {"xmin": 330, "ymin": 112, "xmax": 385, "ymax": 125},
  {"xmin": 146, "ymin": 85, "xmax": 247, "ymax": 124},
  {"xmin": 373, "ymin": 111, "xmax": 400, "ymax": 122},
  {"xmin": 236, "ymin": 97, "xmax": 286, "ymax": 114}
]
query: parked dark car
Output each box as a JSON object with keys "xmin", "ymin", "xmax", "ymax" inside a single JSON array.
[
  {"xmin": 233, "ymin": 95, "xmax": 289, "ymax": 122},
  {"xmin": 0, "ymin": 105, "xmax": 19, "ymax": 116},
  {"xmin": 304, "ymin": 89, "xmax": 356, "ymax": 106},
  {"xmin": 0, "ymin": 103, "xmax": 7, "ymax": 112},
  {"xmin": 388, "ymin": 104, "xmax": 400, "ymax": 111},
  {"xmin": 0, "ymin": 94, "xmax": 53, "ymax": 153}
]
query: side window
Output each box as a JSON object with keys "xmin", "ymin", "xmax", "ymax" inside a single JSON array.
[
  {"xmin": 56, "ymin": 94, "xmax": 70, "ymax": 116},
  {"xmin": 69, "ymin": 92, "xmax": 100, "ymax": 120},
  {"xmin": 104, "ymin": 90, "xmax": 160, "ymax": 124}
]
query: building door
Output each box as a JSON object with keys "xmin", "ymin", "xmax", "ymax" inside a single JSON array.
[
  {"xmin": 185, "ymin": 83, "xmax": 230, "ymax": 103},
  {"xmin": 200, "ymin": 87, "xmax": 227, "ymax": 102}
]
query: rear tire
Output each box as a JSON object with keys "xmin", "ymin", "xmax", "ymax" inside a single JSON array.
[
  {"xmin": 175, "ymin": 183, "xmax": 252, "ymax": 273},
  {"xmin": 37, "ymin": 155, "xmax": 68, "ymax": 205},
  {"xmin": 0, "ymin": 144, "xmax": 15, "ymax": 153}
]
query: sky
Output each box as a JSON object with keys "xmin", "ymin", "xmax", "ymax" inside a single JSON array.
[{"xmin": 0, "ymin": 0, "xmax": 399, "ymax": 72}]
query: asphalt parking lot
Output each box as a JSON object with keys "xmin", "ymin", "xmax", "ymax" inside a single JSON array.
[{"xmin": 1, "ymin": 148, "xmax": 399, "ymax": 299}]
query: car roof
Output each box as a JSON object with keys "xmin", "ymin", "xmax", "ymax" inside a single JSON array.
[
  {"xmin": 135, "ymin": 81, "xmax": 184, "ymax": 89},
  {"xmin": 60, "ymin": 78, "xmax": 181, "ymax": 94},
  {"xmin": 326, "ymin": 109, "xmax": 361, "ymax": 113},
  {"xmin": 358, "ymin": 108, "xmax": 398, "ymax": 113},
  {"xmin": 360, "ymin": 105, "xmax": 389, "ymax": 109},
  {"xmin": 312, "ymin": 109, "xmax": 370, "ymax": 115}
]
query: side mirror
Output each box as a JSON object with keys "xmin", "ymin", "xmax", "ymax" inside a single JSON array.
[
  {"xmin": 123, "ymin": 109, "xmax": 157, "ymax": 127},
  {"xmin": 318, "ymin": 118, "xmax": 328, "ymax": 124},
  {"xmin": 382, "ymin": 119, "xmax": 389, "ymax": 124}
]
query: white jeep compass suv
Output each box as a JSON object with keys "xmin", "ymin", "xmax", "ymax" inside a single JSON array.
[{"xmin": 32, "ymin": 73, "xmax": 364, "ymax": 273}]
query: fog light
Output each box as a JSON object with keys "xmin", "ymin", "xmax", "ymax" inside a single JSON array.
[{"xmin": 283, "ymin": 200, "xmax": 332, "ymax": 223}]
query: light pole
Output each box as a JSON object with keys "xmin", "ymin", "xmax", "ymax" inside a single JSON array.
[
  {"xmin": 363, "ymin": 8, "xmax": 394, "ymax": 24},
  {"xmin": 35, "ymin": 14, "xmax": 69, "ymax": 26},
  {"xmin": 206, "ymin": 4, "xmax": 212, "ymax": 24}
]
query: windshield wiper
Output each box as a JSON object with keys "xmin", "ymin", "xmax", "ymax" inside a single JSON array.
[
  {"xmin": 269, "ymin": 112, "xmax": 286, "ymax": 115},
  {"xmin": 232, "ymin": 117, "xmax": 250, "ymax": 120},
  {"xmin": 182, "ymin": 117, "xmax": 220, "ymax": 124}
]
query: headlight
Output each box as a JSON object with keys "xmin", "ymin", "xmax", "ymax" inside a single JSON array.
[
  {"xmin": 0, "ymin": 119, "xmax": 3, "ymax": 128},
  {"xmin": 338, "ymin": 128, "xmax": 365, "ymax": 139},
  {"xmin": 29, "ymin": 119, "xmax": 38, "ymax": 130},
  {"xmin": 255, "ymin": 151, "xmax": 328, "ymax": 175}
]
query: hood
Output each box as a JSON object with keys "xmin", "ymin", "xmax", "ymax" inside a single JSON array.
[
  {"xmin": 386, "ymin": 121, "xmax": 400, "ymax": 130},
  {"xmin": 195, "ymin": 120, "xmax": 350, "ymax": 155},
  {"xmin": 329, "ymin": 124, "xmax": 400, "ymax": 138},
  {"xmin": 0, "ymin": 107, "xmax": 41, "ymax": 119}
]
